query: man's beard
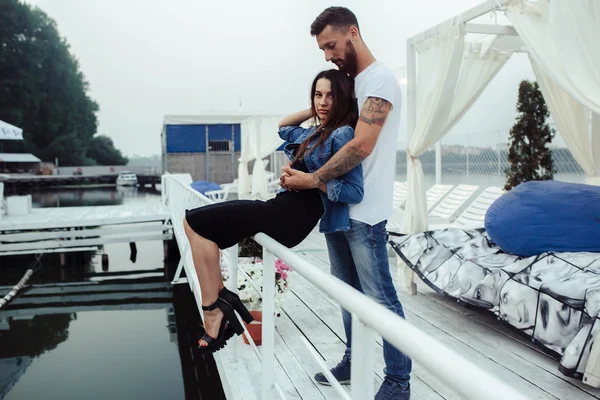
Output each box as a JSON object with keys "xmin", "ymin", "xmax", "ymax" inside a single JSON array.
[{"xmin": 336, "ymin": 40, "xmax": 358, "ymax": 77}]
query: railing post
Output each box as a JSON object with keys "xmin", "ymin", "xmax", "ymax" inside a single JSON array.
[
  {"xmin": 350, "ymin": 314, "xmax": 375, "ymax": 400},
  {"xmin": 227, "ymin": 244, "xmax": 239, "ymax": 356},
  {"xmin": 161, "ymin": 174, "xmax": 167, "ymax": 205},
  {"xmin": 226, "ymin": 245, "xmax": 239, "ymax": 293},
  {"xmin": 261, "ymin": 248, "xmax": 276, "ymax": 400}
]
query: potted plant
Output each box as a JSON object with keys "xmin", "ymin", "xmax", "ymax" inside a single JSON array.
[{"xmin": 220, "ymin": 238, "xmax": 292, "ymax": 345}]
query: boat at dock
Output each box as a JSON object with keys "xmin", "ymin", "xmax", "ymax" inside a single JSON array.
[{"xmin": 116, "ymin": 171, "xmax": 138, "ymax": 186}]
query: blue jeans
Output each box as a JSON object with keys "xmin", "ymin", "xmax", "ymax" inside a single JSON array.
[{"xmin": 325, "ymin": 219, "xmax": 412, "ymax": 384}]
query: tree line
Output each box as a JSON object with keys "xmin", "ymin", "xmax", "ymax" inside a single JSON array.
[{"xmin": 0, "ymin": 0, "xmax": 127, "ymax": 166}]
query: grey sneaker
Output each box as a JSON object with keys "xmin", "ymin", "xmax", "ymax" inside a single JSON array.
[
  {"xmin": 375, "ymin": 377, "xmax": 411, "ymax": 400},
  {"xmin": 314, "ymin": 355, "xmax": 351, "ymax": 386}
]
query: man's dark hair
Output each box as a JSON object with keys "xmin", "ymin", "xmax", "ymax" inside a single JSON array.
[{"xmin": 310, "ymin": 7, "xmax": 359, "ymax": 36}]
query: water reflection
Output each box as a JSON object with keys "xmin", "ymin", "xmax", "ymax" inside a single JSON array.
[
  {"xmin": 0, "ymin": 253, "xmax": 96, "ymax": 286},
  {"xmin": 0, "ymin": 357, "xmax": 32, "ymax": 399},
  {"xmin": 0, "ymin": 187, "xmax": 225, "ymax": 400},
  {"xmin": 23, "ymin": 186, "xmax": 161, "ymax": 208},
  {"xmin": 0, "ymin": 314, "xmax": 75, "ymax": 359},
  {"xmin": 0, "ymin": 314, "xmax": 75, "ymax": 398}
]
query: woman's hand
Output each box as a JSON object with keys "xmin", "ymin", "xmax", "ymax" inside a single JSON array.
[
  {"xmin": 280, "ymin": 171, "xmax": 291, "ymax": 189},
  {"xmin": 280, "ymin": 165, "xmax": 320, "ymax": 190}
]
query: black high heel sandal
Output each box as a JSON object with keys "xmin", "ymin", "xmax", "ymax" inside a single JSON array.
[
  {"xmin": 219, "ymin": 287, "xmax": 255, "ymax": 324},
  {"xmin": 197, "ymin": 298, "xmax": 244, "ymax": 354}
]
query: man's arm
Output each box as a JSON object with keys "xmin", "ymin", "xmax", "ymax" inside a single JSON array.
[
  {"xmin": 280, "ymin": 97, "xmax": 393, "ymax": 191},
  {"xmin": 314, "ymin": 97, "xmax": 392, "ymax": 184}
]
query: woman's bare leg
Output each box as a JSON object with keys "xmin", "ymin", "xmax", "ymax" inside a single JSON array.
[{"xmin": 183, "ymin": 216, "xmax": 224, "ymax": 346}]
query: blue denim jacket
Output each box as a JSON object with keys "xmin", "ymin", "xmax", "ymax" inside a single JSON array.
[{"xmin": 278, "ymin": 125, "xmax": 363, "ymax": 233}]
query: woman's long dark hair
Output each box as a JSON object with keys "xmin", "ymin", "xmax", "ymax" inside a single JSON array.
[{"xmin": 295, "ymin": 69, "xmax": 357, "ymax": 160}]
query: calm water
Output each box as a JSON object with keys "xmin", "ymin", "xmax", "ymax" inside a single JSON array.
[{"xmin": 0, "ymin": 186, "xmax": 225, "ymax": 400}]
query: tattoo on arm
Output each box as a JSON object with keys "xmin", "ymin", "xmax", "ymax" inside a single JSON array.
[
  {"xmin": 315, "ymin": 145, "xmax": 366, "ymax": 183},
  {"xmin": 359, "ymin": 97, "xmax": 391, "ymax": 126},
  {"xmin": 313, "ymin": 97, "xmax": 390, "ymax": 184}
]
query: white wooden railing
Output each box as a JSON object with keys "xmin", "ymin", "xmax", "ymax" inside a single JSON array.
[{"xmin": 161, "ymin": 173, "xmax": 530, "ymax": 400}]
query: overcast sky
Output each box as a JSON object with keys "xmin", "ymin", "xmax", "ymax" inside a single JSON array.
[{"xmin": 24, "ymin": 0, "xmax": 548, "ymax": 157}]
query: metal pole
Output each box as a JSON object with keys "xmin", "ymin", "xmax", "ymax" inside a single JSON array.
[
  {"xmin": 592, "ymin": 113, "xmax": 600, "ymax": 182},
  {"xmin": 466, "ymin": 135, "xmax": 470, "ymax": 184},
  {"xmin": 406, "ymin": 42, "xmax": 417, "ymax": 182},
  {"xmin": 205, "ymin": 125, "xmax": 210, "ymax": 181},
  {"xmin": 404, "ymin": 40, "xmax": 418, "ymax": 295},
  {"xmin": 231, "ymin": 125, "xmax": 236, "ymax": 184},
  {"xmin": 435, "ymin": 141, "xmax": 442, "ymax": 185},
  {"xmin": 497, "ymin": 131, "xmax": 502, "ymax": 176},
  {"xmin": 261, "ymin": 248, "xmax": 276, "ymax": 400}
]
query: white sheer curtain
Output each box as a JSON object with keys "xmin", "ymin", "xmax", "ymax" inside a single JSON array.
[
  {"xmin": 592, "ymin": 113, "xmax": 600, "ymax": 186},
  {"xmin": 447, "ymin": 45, "xmax": 511, "ymax": 136},
  {"xmin": 249, "ymin": 117, "xmax": 283, "ymax": 200},
  {"xmin": 506, "ymin": 0, "xmax": 600, "ymax": 114},
  {"xmin": 403, "ymin": 22, "xmax": 510, "ymax": 234},
  {"xmin": 403, "ymin": 21, "xmax": 464, "ymax": 235},
  {"xmin": 531, "ymin": 59, "xmax": 600, "ymax": 185},
  {"xmin": 238, "ymin": 118, "xmax": 256, "ymax": 199},
  {"xmin": 238, "ymin": 117, "xmax": 283, "ymax": 199}
]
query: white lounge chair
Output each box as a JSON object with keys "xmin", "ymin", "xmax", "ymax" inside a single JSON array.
[
  {"xmin": 393, "ymin": 181, "xmax": 408, "ymax": 210},
  {"xmin": 387, "ymin": 184, "xmax": 454, "ymax": 233},
  {"xmin": 429, "ymin": 184, "xmax": 479, "ymax": 223},
  {"xmin": 453, "ymin": 186, "xmax": 504, "ymax": 228},
  {"xmin": 394, "ymin": 183, "xmax": 454, "ymax": 212},
  {"xmin": 426, "ymin": 184, "xmax": 454, "ymax": 211},
  {"xmin": 205, "ymin": 185, "xmax": 233, "ymax": 202}
]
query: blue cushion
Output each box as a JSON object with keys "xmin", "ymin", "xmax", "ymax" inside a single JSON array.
[
  {"xmin": 190, "ymin": 180, "xmax": 221, "ymax": 195},
  {"xmin": 484, "ymin": 180, "xmax": 600, "ymax": 256}
]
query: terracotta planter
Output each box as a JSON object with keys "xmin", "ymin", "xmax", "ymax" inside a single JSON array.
[{"xmin": 242, "ymin": 310, "xmax": 263, "ymax": 345}]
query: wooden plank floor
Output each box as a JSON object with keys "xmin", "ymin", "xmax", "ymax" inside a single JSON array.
[
  {"xmin": 0, "ymin": 202, "xmax": 170, "ymax": 231},
  {"xmin": 222, "ymin": 230, "xmax": 600, "ymax": 400}
]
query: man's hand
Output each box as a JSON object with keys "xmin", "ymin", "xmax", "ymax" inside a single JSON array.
[
  {"xmin": 308, "ymin": 97, "xmax": 391, "ymax": 183},
  {"xmin": 280, "ymin": 170, "xmax": 291, "ymax": 190},
  {"xmin": 280, "ymin": 165, "xmax": 320, "ymax": 190}
]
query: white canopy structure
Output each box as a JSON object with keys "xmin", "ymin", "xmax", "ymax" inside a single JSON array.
[
  {"xmin": 0, "ymin": 153, "xmax": 41, "ymax": 163},
  {"xmin": 161, "ymin": 113, "xmax": 284, "ymax": 199},
  {"xmin": 0, "ymin": 120, "xmax": 23, "ymax": 141},
  {"xmin": 238, "ymin": 116, "xmax": 283, "ymax": 200},
  {"xmin": 399, "ymin": 0, "xmax": 600, "ymax": 293},
  {"xmin": 403, "ymin": 0, "xmax": 600, "ymax": 236}
]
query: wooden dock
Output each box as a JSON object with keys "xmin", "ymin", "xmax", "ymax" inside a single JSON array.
[
  {"xmin": 1, "ymin": 173, "xmax": 161, "ymax": 190},
  {"xmin": 0, "ymin": 202, "xmax": 172, "ymax": 256},
  {"xmin": 221, "ymin": 230, "xmax": 600, "ymax": 400}
]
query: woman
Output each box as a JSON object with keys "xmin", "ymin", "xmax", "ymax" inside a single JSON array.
[{"xmin": 183, "ymin": 69, "xmax": 363, "ymax": 354}]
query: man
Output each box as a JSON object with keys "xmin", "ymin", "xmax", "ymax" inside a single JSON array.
[{"xmin": 280, "ymin": 7, "xmax": 412, "ymax": 400}]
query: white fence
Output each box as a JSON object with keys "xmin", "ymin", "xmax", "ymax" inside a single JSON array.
[
  {"xmin": 396, "ymin": 131, "xmax": 585, "ymax": 189},
  {"xmin": 161, "ymin": 173, "xmax": 530, "ymax": 400}
]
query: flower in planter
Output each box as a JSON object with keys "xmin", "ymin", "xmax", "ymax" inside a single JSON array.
[
  {"xmin": 274, "ymin": 258, "xmax": 291, "ymax": 301},
  {"xmin": 221, "ymin": 256, "xmax": 292, "ymax": 311}
]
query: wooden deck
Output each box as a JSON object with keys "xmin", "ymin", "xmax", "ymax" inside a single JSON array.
[
  {"xmin": 0, "ymin": 203, "xmax": 169, "ymax": 231},
  {"xmin": 223, "ymin": 230, "xmax": 600, "ymax": 400},
  {"xmin": 0, "ymin": 203, "xmax": 171, "ymax": 255}
]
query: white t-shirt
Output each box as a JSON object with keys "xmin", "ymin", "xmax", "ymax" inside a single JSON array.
[{"xmin": 349, "ymin": 61, "xmax": 402, "ymax": 226}]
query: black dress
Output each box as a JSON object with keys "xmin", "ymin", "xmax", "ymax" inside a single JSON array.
[{"xmin": 184, "ymin": 156, "xmax": 324, "ymax": 249}]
